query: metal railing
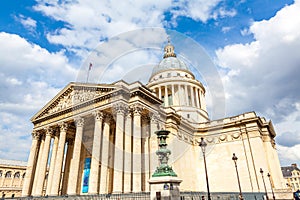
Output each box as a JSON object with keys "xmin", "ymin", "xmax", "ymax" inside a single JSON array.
[{"xmin": 2, "ymin": 191, "xmax": 267, "ymax": 200}]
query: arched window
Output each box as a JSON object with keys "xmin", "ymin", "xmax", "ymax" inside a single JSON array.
[
  {"xmin": 14, "ymin": 172, "xmax": 20, "ymax": 178},
  {"xmin": 0, "ymin": 170, "xmax": 2, "ymax": 177},
  {"xmin": 5, "ymin": 171, "xmax": 12, "ymax": 178}
]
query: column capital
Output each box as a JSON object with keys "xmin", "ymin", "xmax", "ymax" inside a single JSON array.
[
  {"xmin": 104, "ymin": 113, "xmax": 112, "ymax": 123},
  {"xmin": 150, "ymin": 112, "xmax": 159, "ymax": 123},
  {"xmin": 125, "ymin": 109, "xmax": 132, "ymax": 118},
  {"xmin": 59, "ymin": 122, "xmax": 69, "ymax": 131},
  {"xmin": 44, "ymin": 127, "xmax": 55, "ymax": 137},
  {"xmin": 74, "ymin": 117, "xmax": 84, "ymax": 127},
  {"xmin": 93, "ymin": 110, "xmax": 104, "ymax": 121},
  {"xmin": 113, "ymin": 103, "xmax": 127, "ymax": 115},
  {"xmin": 31, "ymin": 130, "xmax": 40, "ymax": 140},
  {"xmin": 131, "ymin": 104, "xmax": 143, "ymax": 116}
]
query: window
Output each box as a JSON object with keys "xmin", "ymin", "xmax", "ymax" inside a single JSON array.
[
  {"xmin": 22, "ymin": 173, "xmax": 26, "ymax": 179},
  {"xmin": 0, "ymin": 170, "xmax": 2, "ymax": 178},
  {"xmin": 168, "ymin": 94, "xmax": 172, "ymax": 106},
  {"xmin": 188, "ymin": 96, "xmax": 192, "ymax": 106},
  {"xmin": 177, "ymin": 73, "xmax": 180, "ymax": 76},
  {"xmin": 187, "ymin": 114, "xmax": 190, "ymax": 118},
  {"xmin": 5, "ymin": 171, "xmax": 12, "ymax": 178},
  {"xmin": 167, "ymin": 73, "xmax": 171, "ymax": 77}
]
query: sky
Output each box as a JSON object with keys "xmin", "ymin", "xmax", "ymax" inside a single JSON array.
[{"xmin": 0, "ymin": 0, "xmax": 300, "ymax": 166}]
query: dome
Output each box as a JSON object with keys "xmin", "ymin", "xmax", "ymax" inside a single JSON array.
[
  {"xmin": 150, "ymin": 39, "xmax": 190, "ymax": 77},
  {"xmin": 151, "ymin": 57, "xmax": 190, "ymax": 76}
]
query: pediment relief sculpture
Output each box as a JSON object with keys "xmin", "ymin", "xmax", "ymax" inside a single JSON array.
[{"xmin": 36, "ymin": 86, "xmax": 113, "ymax": 120}]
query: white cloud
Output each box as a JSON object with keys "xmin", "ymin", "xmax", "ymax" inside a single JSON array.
[
  {"xmin": 15, "ymin": 14, "xmax": 37, "ymax": 32},
  {"xmin": 0, "ymin": 32, "xmax": 78, "ymax": 161},
  {"xmin": 216, "ymin": 0, "xmax": 300, "ymax": 165},
  {"xmin": 221, "ymin": 26, "xmax": 232, "ymax": 33},
  {"xmin": 277, "ymin": 144, "xmax": 300, "ymax": 165},
  {"xmin": 33, "ymin": 0, "xmax": 236, "ymax": 57}
]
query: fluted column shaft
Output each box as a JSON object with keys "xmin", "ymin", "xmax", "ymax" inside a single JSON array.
[
  {"xmin": 190, "ymin": 86, "xmax": 195, "ymax": 107},
  {"xmin": 171, "ymin": 84, "xmax": 175, "ymax": 106},
  {"xmin": 89, "ymin": 111, "xmax": 103, "ymax": 194},
  {"xmin": 61, "ymin": 139, "xmax": 74, "ymax": 195},
  {"xmin": 50, "ymin": 123, "xmax": 68, "ymax": 196},
  {"xmin": 164, "ymin": 86, "xmax": 169, "ymax": 107},
  {"xmin": 67, "ymin": 118, "xmax": 84, "ymax": 195},
  {"xmin": 113, "ymin": 106, "xmax": 125, "ymax": 193},
  {"xmin": 149, "ymin": 114, "xmax": 158, "ymax": 177},
  {"xmin": 195, "ymin": 88, "xmax": 200, "ymax": 108},
  {"xmin": 185, "ymin": 84, "xmax": 189, "ymax": 106},
  {"xmin": 34, "ymin": 128, "xmax": 53, "ymax": 196},
  {"xmin": 32, "ymin": 134, "xmax": 45, "ymax": 194},
  {"xmin": 132, "ymin": 107, "xmax": 142, "ymax": 192},
  {"xmin": 143, "ymin": 119, "xmax": 150, "ymax": 192},
  {"xmin": 177, "ymin": 85, "xmax": 181, "ymax": 105},
  {"xmin": 99, "ymin": 116, "xmax": 111, "ymax": 194},
  {"xmin": 22, "ymin": 131, "xmax": 40, "ymax": 197},
  {"xmin": 46, "ymin": 132, "xmax": 58, "ymax": 195},
  {"xmin": 123, "ymin": 111, "xmax": 132, "ymax": 193}
]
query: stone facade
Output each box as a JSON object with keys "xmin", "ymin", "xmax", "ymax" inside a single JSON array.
[
  {"xmin": 0, "ymin": 159, "xmax": 27, "ymax": 198},
  {"xmin": 22, "ymin": 41, "xmax": 289, "ymax": 197}
]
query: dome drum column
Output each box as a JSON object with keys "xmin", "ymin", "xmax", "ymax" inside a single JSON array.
[{"xmin": 171, "ymin": 84, "xmax": 175, "ymax": 106}]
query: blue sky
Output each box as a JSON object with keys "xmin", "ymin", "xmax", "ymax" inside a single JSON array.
[{"xmin": 0, "ymin": 0, "xmax": 300, "ymax": 166}]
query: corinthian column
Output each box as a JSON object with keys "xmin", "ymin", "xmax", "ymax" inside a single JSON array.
[
  {"xmin": 32, "ymin": 133, "xmax": 45, "ymax": 195},
  {"xmin": 149, "ymin": 114, "xmax": 159, "ymax": 177},
  {"xmin": 34, "ymin": 128, "xmax": 53, "ymax": 196},
  {"xmin": 123, "ymin": 111, "xmax": 132, "ymax": 193},
  {"xmin": 190, "ymin": 86, "xmax": 195, "ymax": 107},
  {"xmin": 61, "ymin": 138, "xmax": 74, "ymax": 195},
  {"xmin": 99, "ymin": 115, "xmax": 111, "ymax": 194},
  {"xmin": 50, "ymin": 123, "xmax": 68, "ymax": 196},
  {"xmin": 46, "ymin": 130, "xmax": 58, "ymax": 195},
  {"xmin": 22, "ymin": 131, "xmax": 40, "ymax": 197},
  {"xmin": 195, "ymin": 88, "xmax": 200, "ymax": 108},
  {"xmin": 89, "ymin": 111, "xmax": 103, "ymax": 194},
  {"xmin": 67, "ymin": 117, "xmax": 84, "ymax": 195},
  {"xmin": 113, "ymin": 104, "xmax": 125, "ymax": 193},
  {"xmin": 132, "ymin": 106, "xmax": 142, "ymax": 192}
]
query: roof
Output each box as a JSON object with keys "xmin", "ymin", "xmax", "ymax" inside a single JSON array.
[
  {"xmin": 281, "ymin": 165, "xmax": 300, "ymax": 177},
  {"xmin": 151, "ymin": 57, "xmax": 190, "ymax": 76},
  {"xmin": 0, "ymin": 159, "xmax": 27, "ymax": 167},
  {"xmin": 150, "ymin": 41, "xmax": 191, "ymax": 77}
]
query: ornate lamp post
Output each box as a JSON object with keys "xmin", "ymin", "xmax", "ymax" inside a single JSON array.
[
  {"xmin": 199, "ymin": 137, "xmax": 211, "ymax": 200},
  {"xmin": 232, "ymin": 153, "xmax": 244, "ymax": 200},
  {"xmin": 267, "ymin": 173, "xmax": 275, "ymax": 200},
  {"xmin": 260, "ymin": 168, "xmax": 269, "ymax": 200}
]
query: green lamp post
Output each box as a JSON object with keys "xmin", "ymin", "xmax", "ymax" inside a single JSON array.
[{"xmin": 152, "ymin": 130, "xmax": 177, "ymax": 177}]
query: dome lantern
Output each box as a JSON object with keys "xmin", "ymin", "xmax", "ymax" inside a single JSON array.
[{"xmin": 163, "ymin": 37, "xmax": 176, "ymax": 58}]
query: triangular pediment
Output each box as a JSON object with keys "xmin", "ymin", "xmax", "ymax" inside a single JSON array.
[{"xmin": 31, "ymin": 82, "xmax": 116, "ymax": 122}]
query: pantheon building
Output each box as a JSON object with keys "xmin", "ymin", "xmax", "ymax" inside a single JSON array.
[{"xmin": 22, "ymin": 41, "xmax": 288, "ymax": 197}]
